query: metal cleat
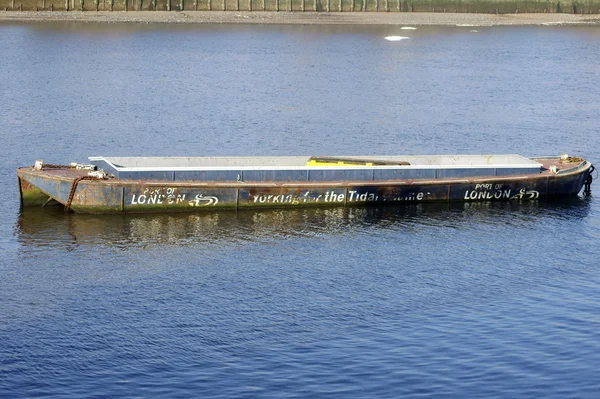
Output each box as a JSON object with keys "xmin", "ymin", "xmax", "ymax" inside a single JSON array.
[
  {"xmin": 87, "ymin": 170, "xmax": 107, "ymax": 179},
  {"xmin": 75, "ymin": 164, "xmax": 97, "ymax": 171}
]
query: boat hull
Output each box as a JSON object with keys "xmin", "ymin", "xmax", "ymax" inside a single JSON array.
[{"xmin": 16, "ymin": 158, "xmax": 593, "ymax": 214}]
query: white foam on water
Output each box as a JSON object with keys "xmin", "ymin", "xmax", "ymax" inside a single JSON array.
[
  {"xmin": 470, "ymin": 30, "xmax": 479, "ymax": 33},
  {"xmin": 384, "ymin": 36, "xmax": 410, "ymax": 41},
  {"xmin": 401, "ymin": 27, "xmax": 417, "ymax": 30}
]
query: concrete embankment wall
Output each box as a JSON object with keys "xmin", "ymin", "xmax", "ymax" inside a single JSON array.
[{"xmin": 1, "ymin": 0, "xmax": 598, "ymax": 13}]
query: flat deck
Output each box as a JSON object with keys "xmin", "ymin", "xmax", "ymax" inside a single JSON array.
[
  {"xmin": 89, "ymin": 155, "xmax": 544, "ymax": 182},
  {"xmin": 28, "ymin": 158, "xmax": 580, "ymax": 186},
  {"xmin": 91, "ymin": 154, "xmax": 539, "ymax": 168}
]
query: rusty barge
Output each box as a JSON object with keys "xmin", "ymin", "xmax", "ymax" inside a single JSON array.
[{"xmin": 17, "ymin": 154, "xmax": 594, "ymax": 214}]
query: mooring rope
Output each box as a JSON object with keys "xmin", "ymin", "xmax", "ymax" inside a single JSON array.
[
  {"xmin": 37, "ymin": 164, "xmax": 75, "ymax": 169},
  {"xmin": 64, "ymin": 176, "xmax": 96, "ymax": 212},
  {"xmin": 584, "ymin": 165, "xmax": 595, "ymax": 196},
  {"xmin": 560, "ymin": 156, "xmax": 584, "ymax": 164}
]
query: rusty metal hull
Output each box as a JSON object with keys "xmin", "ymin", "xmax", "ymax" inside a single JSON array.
[{"xmin": 16, "ymin": 157, "xmax": 594, "ymax": 214}]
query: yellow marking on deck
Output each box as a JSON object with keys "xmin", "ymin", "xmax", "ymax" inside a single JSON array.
[{"xmin": 306, "ymin": 159, "xmax": 374, "ymax": 167}]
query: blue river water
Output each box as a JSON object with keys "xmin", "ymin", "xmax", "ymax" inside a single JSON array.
[{"xmin": 1, "ymin": 22, "xmax": 600, "ymax": 398}]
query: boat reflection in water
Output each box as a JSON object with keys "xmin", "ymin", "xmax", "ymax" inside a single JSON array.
[{"xmin": 15, "ymin": 198, "xmax": 592, "ymax": 251}]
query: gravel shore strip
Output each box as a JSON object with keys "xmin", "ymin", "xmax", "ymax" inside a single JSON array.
[{"xmin": 1, "ymin": 11, "xmax": 600, "ymax": 26}]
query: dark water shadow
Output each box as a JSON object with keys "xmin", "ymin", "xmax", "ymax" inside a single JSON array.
[{"xmin": 14, "ymin": 197, "xmax": 592, "ymax": 250}]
